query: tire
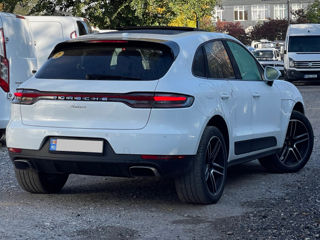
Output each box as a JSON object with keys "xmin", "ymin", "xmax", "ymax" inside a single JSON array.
[
  {"xmin": 175, "ymin": 126, "xmax": 228, "ymax": 204},
  {"xmin": 259, "ymin": 111, "xmax": 314, "ymax": 173},
  {"xmin": 15, "ymin": 168, "xmax": 69, "ymax": 193}
]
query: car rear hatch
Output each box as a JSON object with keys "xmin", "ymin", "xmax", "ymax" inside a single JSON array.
[{"xmin": 17, "ymin": 40, "xmax": 177, "ymax": 130}]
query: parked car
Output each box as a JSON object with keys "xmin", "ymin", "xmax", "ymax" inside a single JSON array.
[
  {"xmin": 284, "ymin": 24, "xmax": 320, "ymax": 81},
  {"xmin": 0, "ymin": 12, "xmax": 37, "ymax": 142},
  {"xmin": 26, "ymin": 16, "xmax": 92, "ymax": 67},
  {"xmin": 7, "ymin": 27, "xmax": 314, "ymax": 204},
  {"xmin": 253, "ymin": 48, "xmax": 284, "ymax": 77}
]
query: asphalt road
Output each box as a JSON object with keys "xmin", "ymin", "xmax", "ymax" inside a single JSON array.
[{"xmin": 0, "ymin": 85, "xmax": 319, "ymax": 240}]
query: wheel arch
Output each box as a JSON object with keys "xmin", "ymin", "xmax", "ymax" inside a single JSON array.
[
  {"xmin": 206, "ymin": 115, "xmax": 230, "ymax": 158},
  {"xmin": 292, "ymin": 101, "xmax": 304, "ymax": 115}
]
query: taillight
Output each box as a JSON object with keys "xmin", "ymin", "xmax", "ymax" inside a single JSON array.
[
  {"xmin": 13, "ymin": 90, "xmax": 194, "ymax": 108},
  {"xmin": 70, "ymin": 31, "xmax": 77, "ymax": 39},
  {"xmin": 0, "ymin": 28, "xmax": 9, "ymax": 92}
]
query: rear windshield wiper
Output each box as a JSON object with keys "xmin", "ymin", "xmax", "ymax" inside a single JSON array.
[{"xmin": 85, "ymin": 74, "xmax": 141, "ymax": 80}]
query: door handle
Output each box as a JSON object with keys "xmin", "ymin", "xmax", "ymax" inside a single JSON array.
[
  {"xmin": 220, "ymin": 93, "xmax": 230, "ymax": 100},
  {"xmin": 252, "ymin": 92, "xmax": 261, "ymax": 98}
]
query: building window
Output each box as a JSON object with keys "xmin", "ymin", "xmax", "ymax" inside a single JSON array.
[
  {"xmin": 251, "ymin": 5, "xmax": 270, "ymax": 21},
  {"xmin": 213, "ymin": 7, "xmax": 223, "ymax": 22},
  {"xmin": 234, "ymin": 6, "xmax": 248, "ymax": 21},
  {"xmin": 274, "ymin": 4, "xmax": 287, "ymax": 19}
]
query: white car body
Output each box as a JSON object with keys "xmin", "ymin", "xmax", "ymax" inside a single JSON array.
[
  {"xmin": 0, "ymin": 12, "xmax": 37, "ymax": 133},
  {"xmin": 284, "ymin": 24, "xmax": 320, "ymax": 81},
  {"xmin": 6, "ymin": 29, "xmax": 312, "ymax": 204},
  {"xmin": 7, "ymin": 31, "xmax": 303, "ymax": 161},
  {"xmin": 26, "ymin": 16, "xmax": 92, "ymax": 68}
]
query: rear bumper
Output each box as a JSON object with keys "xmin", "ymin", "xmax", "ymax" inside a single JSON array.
[{"xmin": 8, "ymin": 138, "xmax": 194, "ymax": 177}]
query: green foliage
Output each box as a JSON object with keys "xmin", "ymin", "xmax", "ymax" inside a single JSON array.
[
  {"xmin": 130, "ymin": 0, "xmax": 217, "ymax": 27},
  {"xmin": 306, "ymin": 0, "xmax": 320, "ymax": 23},
  {"xmin": 0, "ymin": 0, "xmax": 30, "ymax": 13},
  {"xmin": 29, "ymin": 0, "xmax": 142, "ymax": 29}
]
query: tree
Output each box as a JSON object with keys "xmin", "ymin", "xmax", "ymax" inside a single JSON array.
[
  {"xmin": 30, "ymin": 0, "xmax": 142, "ymax": 29},
  {"xmin": 250, "ymin": 19, "xmax": 288, "ymax": 41},
  {"xmin": 215, "ymin": 21, "xmax": 249, "ymax": 44},
  {"xmin": 305, "ymin": 0, "xmax": 320, "ymax": 23},
  {"xmin": 0, "ymin": 0, "xmax": 30, "ymax": 13},
  {"xmin": 130, "ymin": 0, "xmax": 217, "ymax": 28}
]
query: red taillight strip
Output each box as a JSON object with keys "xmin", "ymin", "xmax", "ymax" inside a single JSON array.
[
  {"xmin": 14, "ymin": 91, "xmax": 194, "ymax": 108},
  {"xmin": 154, "ymin": 96, "xmax": 187, "ymax": 101}
]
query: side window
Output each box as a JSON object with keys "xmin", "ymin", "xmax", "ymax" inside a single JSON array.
[
  {"xmin": 203, "ymin": 41, "xmax": 235, "ymax": 79},
  {"xmin": 192, "ymin": 47, "xmax": 206, "ymax": 77},
  {"xmin": 226, "ymin": 41, "xmax": 262, "ymax": 81},
  {"xmin": 77, "ymin": 21, "xmax": 87, "ymax": 36}
]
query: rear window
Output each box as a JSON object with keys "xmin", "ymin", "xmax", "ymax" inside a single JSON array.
[{"xmin": 36, "ymin": 42, "xmax": 174, "ymax": 80}]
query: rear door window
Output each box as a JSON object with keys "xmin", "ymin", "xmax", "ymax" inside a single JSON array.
[
  {"xmin": 36, "ymin": 42, "xmax": 175, "ymax": 80},
  {"xmin": 203, "ymin": 41, "xmax": 235, "ymax": 79}
]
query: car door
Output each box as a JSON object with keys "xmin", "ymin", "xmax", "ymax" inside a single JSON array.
[
  {"xmin": 225, "ymin": 40, "xmax": 282, "ymax": 156},
  {"xmin": 193, "ymin": 40, "xmax": 253, "ymax": 161}
]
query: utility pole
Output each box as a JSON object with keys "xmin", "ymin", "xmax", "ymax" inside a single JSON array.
[{"xmin": 287, "ymin": 0, "xmax": 290, "ymax": 25}]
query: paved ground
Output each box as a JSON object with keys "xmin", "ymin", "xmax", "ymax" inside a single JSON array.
[{"xmin": 0, "ymin": 85, "xmax": 319, "ymax": 239}]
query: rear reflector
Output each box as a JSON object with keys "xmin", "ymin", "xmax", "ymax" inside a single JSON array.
[
  {"xmin": 8, "ymin": 148, "xmax": 22, "ymax": 153},
  {"xmin": 13, "ymin": 90, "xmax": 194, "ymax": 108}
]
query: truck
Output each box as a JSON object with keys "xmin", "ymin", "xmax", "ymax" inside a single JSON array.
[{"xmin": 284, "ymin": 24, "xmax": 320, "ymax": 81}]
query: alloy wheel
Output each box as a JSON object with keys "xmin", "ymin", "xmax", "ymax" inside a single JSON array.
[{"xmin": 204, "ymin": 136, "xmax": 226, "ymax": 195}]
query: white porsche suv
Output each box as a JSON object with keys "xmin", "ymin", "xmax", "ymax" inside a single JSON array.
[{"xmin": 6, "ymin": 28, "xmax": 313, "ymax": 204}]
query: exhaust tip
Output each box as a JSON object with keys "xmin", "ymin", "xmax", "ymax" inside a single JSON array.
[
  {"xmin": 129, "ymin": 166, "xmax": 160, "ymax": 177},
  {"xmin": 14, "ymin": 160, "xmax": 32, "ymax": 170}
]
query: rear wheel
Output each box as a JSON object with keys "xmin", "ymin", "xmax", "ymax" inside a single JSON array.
[
  {"xmin": 259, "ymin": 111, "xmax": 313, "ymax": 173},
  {"xmin": 175, "ymin": 126, "xmax": 227, "ymax": 204},
  {"xmin": 15, "ymin": 168, "xmax": 68, "ymax": 193}
]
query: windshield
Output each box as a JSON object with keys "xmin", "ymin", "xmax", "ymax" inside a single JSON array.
[
  {"xmin": 288, "ymin": 36, "xmax": 320, "ymax": 52},
  {"xmin": 36, "ymin": 43, "xmax": 174, "ymax": 80},
  {"xmin": 253, "ymin": 50, "xmax": 274, "ymax": 59}
]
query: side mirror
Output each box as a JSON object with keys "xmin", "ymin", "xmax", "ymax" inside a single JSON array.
[{"xmin": 264, "ymin": 66, "xmax": 281, "ymax": 83}]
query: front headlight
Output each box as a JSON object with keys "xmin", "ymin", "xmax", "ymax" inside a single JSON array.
[{"xmin": 289, "ymin": 58, "xmax": 295, "ymax": 68}]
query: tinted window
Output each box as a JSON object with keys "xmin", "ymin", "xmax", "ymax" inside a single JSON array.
[
  {"xmin": 203, "ymin": 41, "xmax": 235, "ymax": 79},
  {"xmin": 192, "ymin": 47, "xmax": 206, "ymax": 77},
  {"xmin": 227, "ymin": 41, "xmax": 262, "ymax": 81},
  {"xmin": 289, "ymin": 36, "xmax": 320, "ymax": 52},
  {"xmin": 36, "ymin": 43, "xmax": 174, "ymax": 80},
  {"xmin": 77, "ymin": 21, "xmax": 87, "ymax": 36}
]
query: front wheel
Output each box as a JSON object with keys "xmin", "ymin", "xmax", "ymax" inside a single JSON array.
[
  {"xmin": 259, "ymin": 111, "xmax": 314, "ymax": 173},
  {"xmin": 175, "ymin": 126, "xmax": 228, "ymax": 204}
]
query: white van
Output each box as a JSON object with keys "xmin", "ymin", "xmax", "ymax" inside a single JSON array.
[
  {"xmin": 284, "ymin": 24, "xmax": 320, "ymax": 81},
  {"xmin": 0, "ymin": 12, "xmax": 37, "ymax": 141},
  {"xmin": 26, "ymin": 16, "xmax": 92, "ymax": 67}
]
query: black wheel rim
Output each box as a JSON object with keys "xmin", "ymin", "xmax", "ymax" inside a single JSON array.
[
  {"xmin": 278, "ymin": 119, "xmax": 310, "ymax": 167},
  {"xmin": 204, "ymin": 136, "xmax": 225, "ymax": 195}
]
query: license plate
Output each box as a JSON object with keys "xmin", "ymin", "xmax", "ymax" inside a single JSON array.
[
  {"xmin": 304, "ymin": 74, "xmax": 317, "ymax": 79},
  {"xmin": 49, "ymin": 138, "xmax": 103, "ymax": 153}
]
